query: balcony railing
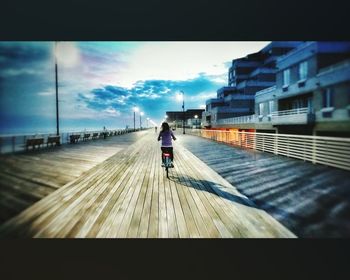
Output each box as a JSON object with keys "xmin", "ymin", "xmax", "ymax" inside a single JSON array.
[
  {"xmin": 255, "ymin": 85, "xmax": 276, "ymax": 97},
  {"xmin": 271, "ymin": 107, "xmax": 309, "ymax": 116},
  {"xmin": 271, "ymin": 107, "xmax": 314, "ymax": 125},
  {"xmin": 188, "ymin": 129, "xmax": 350, "ymax": 171},
  {"xmin": 216, "ymin": 114, "xmax": 256, "ymax": 125}
]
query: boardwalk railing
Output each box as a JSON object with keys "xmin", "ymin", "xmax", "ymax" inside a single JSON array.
[
  {"xmin": 188, "ymin": 129, "xmax": 350, "ymax": 171},
  {"xmin": 0, "ymin": 128, "xmax": 142, "ymax": 154}
]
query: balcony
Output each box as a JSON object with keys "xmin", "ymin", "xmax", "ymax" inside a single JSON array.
[
  {"xmin": 271, "ymin": 107, "xmax": 315, "ymax": 125},
  {"xmin": 249, "ymin": 67, "xmax": 276, "ymax": 78},
  {"xmin": 224, "ymin": 94, "xmax": 255, "ymax": 103},
  {"xmin": 216, "ymin": 114, "xmax": 256, "ymax": 125},
  {"xmin": 237, "ymin": 80, "xmax": 275, "ymax": 90}
]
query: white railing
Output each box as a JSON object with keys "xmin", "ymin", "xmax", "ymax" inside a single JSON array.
[
  {"xmin": 188, "ymin": 129, "xmax": 350, "ymax": 171},
  {"xmin": 271, "ymin": 107, "xmax": 309, "ymax": 116},
  {"xmin": 216, "ymin": 114, "xmax": 256, "ymax": 125}
]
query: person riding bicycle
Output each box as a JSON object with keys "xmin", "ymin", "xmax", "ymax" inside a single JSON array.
[{"xmin": 158, "ymin": 122, "xmax": 176, "ymax": 167}]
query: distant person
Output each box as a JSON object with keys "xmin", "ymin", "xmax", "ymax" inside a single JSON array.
[
  {"xmin": 103, "ymin": 126, "xmax": 107, "ymax": 139},
  {"xmin": 158, "ymin": 122, "xmax": 176, "ymax": 167},
  {"xmin": 155, "ymin": 126, "xmax": 157, "ymax": 133}
]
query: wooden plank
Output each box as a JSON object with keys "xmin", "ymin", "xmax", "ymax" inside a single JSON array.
[
  {"xmin": 172, "ymin": 156, "xmax": 216, "ymax": 238},
  {"xmin": 0, "ymin": 130, "xmax": 296, "ymax": 238},
  {"xmin": 157, "ymin": 144, "xmax": 168, "ymax": 238},
  {"xmin": 174, "ymin": 151, "xmax": 234, "ymax": 237},
  {"xmin": 137, "ymin": 143, "xmax": 156, "ymax": 237}
]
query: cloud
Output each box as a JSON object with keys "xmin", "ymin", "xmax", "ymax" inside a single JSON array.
[
  {"xmin": 77, "ymin": 72, "xmax": 222, "ymax": 123},
  {"xmin": 1, "ymin": 68, "xmax": 40, "ymax": 77},
  {"xmin": 0, "ymin": 42, "xmax": 52, "ymax": 78},
  {"xmin": 0, "ymin": 41, "xmax": 271, "ymax": 131},
  {"xmin": 37, "ymin": 90, "xmax": 54, "ymax": 96}
]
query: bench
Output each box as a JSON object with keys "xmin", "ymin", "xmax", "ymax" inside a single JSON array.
[
  {"xmin": 70, "ymin": 134, "xmax": 80, "ymax": 144},
  {"xmin": 47, "ymin": 135, "xmax": 60, "ymax": 147},
  {"xmin": 92, "ymin": 133, "xmax": 99, "ymax": 139},
  {"xmin": 26, "ymin": 138, "xmax": 44, "ymax": 150},
  {"xmin": 83, "ymin": 133, "xmax": 91, "ymax": 141},
  {"xmin": 99, "ymin": 132, "xmax": 108, "ymax": 139}
]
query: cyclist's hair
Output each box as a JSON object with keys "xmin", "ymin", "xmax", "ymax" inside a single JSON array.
[{"xmin": 161, "ymin": 122, "xmax": 170, "ymax": 132}]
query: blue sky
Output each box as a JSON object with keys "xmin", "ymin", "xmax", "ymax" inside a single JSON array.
[{"xmin": 0, "ymin": 41, "xmax": 269, "ymax": 134}]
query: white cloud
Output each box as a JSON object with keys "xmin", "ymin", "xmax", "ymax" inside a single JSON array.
[
  {"xmin": 188, "ymin": 91, "xmax": 217, "ymax": 101},
  {"xmin": 56, "ymin": 42, "xmax": 81, "ymax": 68},
  {"xmin": 1, "ymin": 68, "xmax": 40, "ymax": 77},
  {"xmin": 37, "ymin": 91, "xmax": 54, "ymax": 96},
  {"xmin": 116, "ymin": 42, "xmax": 270, "ymax": 87},
  {"xmin": 103, "ymin": 107, "xmax": 121, "ymax": 117}
]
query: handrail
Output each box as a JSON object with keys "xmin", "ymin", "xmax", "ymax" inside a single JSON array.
[
  {"xmin": 271, "ymin": 107, "xmax": 309, "ymax": 116},
  {"xmin": 0, "ymin": 128, "xmax": 139, "ymax": 154},
  {"xmin": 217, "ymin": 114, "xmax": 256, "ymax": 125},
  {"xmin": 188, "ymin": 129, "xmax": 350, "ymax": 171},
  {"xmin": 255, "ymin": 85, "xmax": 276, "ymax": 97}
]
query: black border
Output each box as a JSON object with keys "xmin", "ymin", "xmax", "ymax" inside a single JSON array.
[
  {"xmin": 1, "ymin": 239, "xmax": 349, "ymax": 279},
  {"xmin": 1, "ymin": 0, "xmax": 349, "ymax": 40},
  {"xmin": 1, "ymin": 0, "xmax": 349, "ymax": 278}
]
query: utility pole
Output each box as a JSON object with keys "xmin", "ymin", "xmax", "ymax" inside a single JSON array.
[
  {"xmin": 55, "ymin": 41, "xmax": 60, "ymax": 137},
  {"xmin": 181, "ymin": 91, "xmax": 185, "ymax": 134},
  {"xmin": 134, "ymin": 110, "xmax": 136, "ymax": 131}
]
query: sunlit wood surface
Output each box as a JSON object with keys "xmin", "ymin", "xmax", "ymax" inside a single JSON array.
[
  {"xmin": 0, "ymin": 131, "xmax": 148, "ymax": 224},
  {"xmin": 0, "ymin": 131, "xmax": 295, "ymax": 238}
]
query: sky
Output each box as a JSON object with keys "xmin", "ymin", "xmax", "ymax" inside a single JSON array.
[{"xmin": 0, "ymin": 41, "xmax": 269, "ymax": 134}]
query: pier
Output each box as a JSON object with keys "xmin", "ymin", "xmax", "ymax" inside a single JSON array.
[{"xmin": 0, "ymin": 130, "xmax": 298, "ymax": 238}]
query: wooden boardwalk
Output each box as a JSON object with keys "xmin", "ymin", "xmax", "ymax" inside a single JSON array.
[
  {"xmin": 180, "ymin": 133, "xmax": 350, "ymax": 237},
  {"xmin": 0, "ymin": 131, "xmax": 148, "ymax": 224},
  {"xmin": 0, "ymin": 131, "xmax": 295, "ymax": 238}
]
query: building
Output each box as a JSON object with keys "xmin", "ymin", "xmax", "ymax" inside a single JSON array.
[
  {"xmin": 203, "ymin": 41, "xmax": 303, "ymax": 128},
  {"xmin": 166, "ymin": 109, "xmax": 204, "ymax": 129},
  {"xmin": 255, "ymin": 41, "xmax": 350, "ymax": 136},
  {"xmin": 210, "ymin": 41, "xmax": 350, "ymax": 137}
]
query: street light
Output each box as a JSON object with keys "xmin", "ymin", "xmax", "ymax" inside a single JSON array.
[
  {"xmin": 178, "ymin": 91, "xmax": 185, "ymax": 134},
  {"xmin": 54, "ymin": 42, "xmax": 60, "ymax": 138},
  {"xmin": 146, "ymin": 117, "xmax": 150, "ymax": 128},
  {"xmin": 133, "ymin": 106, "xmax": 139, "ymax": 131},
  {"xmin": 140, "ymin": 112, "xmax": 144, "ymax": 129}
]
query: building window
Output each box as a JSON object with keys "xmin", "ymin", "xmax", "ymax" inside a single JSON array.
[
  {"xmin": 283, "ymin": 69, "xmax": 290, "ymax": 87},
  {"xmin": 323, "ymin": 88, "xmax": 333, "ymax": 108},
  {"xmin": 268, "ymin": 101, "xmax": 274, "ymax": 114},
  {"xmin": 259, "ymin": 103, "xmax": 264, "ymax": 115},
  {"xmin": 299, "ymin": 61, "xmax": 308, "ymax": 80}
]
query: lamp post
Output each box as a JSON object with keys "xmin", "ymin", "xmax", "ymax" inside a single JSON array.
[
  {"xmin": 180, "ymin": 91, "xmax": 185, "ymax": 134},
  {"xmin": 54, "ymin": 42, "xmax": 60, "ymax": 137},
  {"xmin": 140, "ymin": 112, "xmax": 144, "ymax": 130},
  {"xmin": 194, "ymin": 114, "xmax": 198, "ymax": 129},
  {"xmin": 133, "ymin": 106, "xmax": 139, "ymax": 131},
  {"xmin": 146, "ymin": 117, "xmax": 150, "ymax": 128}
]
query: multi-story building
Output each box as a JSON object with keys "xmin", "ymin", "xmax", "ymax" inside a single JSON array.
[
  {"xmin": 203, "ymin": 41, "xmax": 303, "ymax": 128},
  {"xmin": 255, "ymin": 41, "xmax": 350, "ymax": 136},
  {"xmin": 212, "ymin": 41, "xmax": 350, "ymax": 137},
  {"xmin": 166, "ymin": 109, "xmax": 204, "ymax": 129}
]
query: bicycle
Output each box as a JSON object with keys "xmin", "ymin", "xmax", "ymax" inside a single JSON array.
[{"xmin": 162, "ymin": 152, "xmax": 173, "ymax": 179}]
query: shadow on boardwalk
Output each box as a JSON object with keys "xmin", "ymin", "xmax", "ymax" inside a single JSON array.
[
  {"xmin": 179, "ymin": 134, "xmax": 350, "ymax": 238},
  {"xmin": 169, "ymin": 175, "xmax": 301, "ymax": 223}
]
